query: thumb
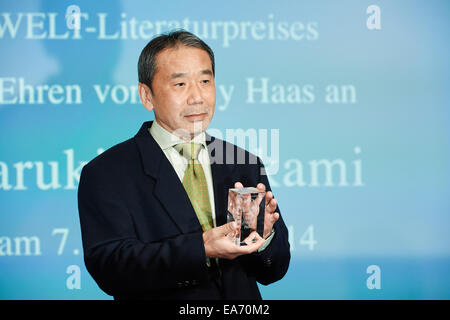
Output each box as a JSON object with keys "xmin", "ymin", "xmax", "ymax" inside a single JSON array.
[{"xmin": 217, "ymin": 221, "xmax": 237, "ymax": 236}]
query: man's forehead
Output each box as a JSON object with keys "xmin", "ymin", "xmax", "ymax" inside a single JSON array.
[{"xmin": 155, "ymin": 46, "xmax": 212, "ymax": 74}]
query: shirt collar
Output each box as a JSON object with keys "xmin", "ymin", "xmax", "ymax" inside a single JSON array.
[{"xmin": 149, "ymin": 120, "xmax": 207, "ymax": 151}]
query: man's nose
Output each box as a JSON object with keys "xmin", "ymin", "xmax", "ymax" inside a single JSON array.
[{"xmin": 187, "ymin": 83, "xmax": 203, "ymax": 105}]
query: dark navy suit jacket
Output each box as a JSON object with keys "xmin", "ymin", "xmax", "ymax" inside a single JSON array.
[{"xmin": 77, "ymin": 121, "xmax": 290, "ymax": 299}]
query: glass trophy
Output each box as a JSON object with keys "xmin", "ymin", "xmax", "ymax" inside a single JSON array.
[{"xmin": 227, "ymin": 187, "xmax": 266, "ymax": 246}]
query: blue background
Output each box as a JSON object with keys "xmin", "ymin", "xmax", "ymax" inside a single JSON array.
[{"xmin": 0, "ymin": 0, "xmax": 449, "ymax": 299}]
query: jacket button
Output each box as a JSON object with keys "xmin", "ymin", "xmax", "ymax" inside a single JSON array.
[
  {"xmin": 264, "ymin": 258, "xmax": 272, "ymax": 267},
  {"xmin": 176, "ymin": 282, "xmax": 184, "ymax": 288},
  {"xmin": 184, "ymin": 280, "xmax": 191, "ymax": 287}
]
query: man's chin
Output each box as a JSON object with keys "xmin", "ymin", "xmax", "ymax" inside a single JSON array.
[
  {"xmin": 189, "ymin": 121, "xmax": 208, "ymax": 136},
  {"xmin": 172, "ymin": 121, "xmax": 209, "ymax": 140}
]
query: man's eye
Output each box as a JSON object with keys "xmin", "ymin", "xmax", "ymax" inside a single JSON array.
[
  {"xmin": 175, "ymin": 82, "xmax": 185, "ymax": 87},
  {"xmin": 201, "ymin": 79, "xmax": 210, "ymax": 84}
]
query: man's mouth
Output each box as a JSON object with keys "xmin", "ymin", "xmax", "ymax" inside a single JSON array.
[{"xmin": 185, "ymin": 113, "xmax": 207, "ymax": 121}]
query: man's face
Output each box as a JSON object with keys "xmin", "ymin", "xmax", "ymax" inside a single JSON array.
[{"xmin": 145, "ymin": 45, "xmax": 216, "ymax": 139}]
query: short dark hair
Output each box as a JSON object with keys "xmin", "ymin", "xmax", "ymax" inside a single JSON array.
[{"xmin": 138, "ymin": 30, "xmax": 215, "ymax": 93}]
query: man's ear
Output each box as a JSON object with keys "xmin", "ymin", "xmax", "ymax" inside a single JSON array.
[{"xmin": 138, "ymin": 83, "xmax": 154, "ymax": 111}]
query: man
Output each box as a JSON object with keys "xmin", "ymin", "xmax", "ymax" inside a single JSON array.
[{"xmin": 77, "ymin": 30, "xmax": 290, "ymax": 300}]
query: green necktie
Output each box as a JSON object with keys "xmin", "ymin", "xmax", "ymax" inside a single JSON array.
[{"xmin": 175, "ymin": 142, "xmax": 213, "ymax": 232}]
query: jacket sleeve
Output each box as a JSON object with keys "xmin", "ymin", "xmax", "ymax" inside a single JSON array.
[
  {"xmin": 239, "ymin": 157, "xmax": 291, "ymax": 285},
  {"xmin": 77, "ymin": 164, "xmax": 209, "ymax": 297}
]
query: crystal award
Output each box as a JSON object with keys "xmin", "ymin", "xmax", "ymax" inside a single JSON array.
[{"xmin": 227, "ymin": 187, "xmax": 266, "ymax": 246}]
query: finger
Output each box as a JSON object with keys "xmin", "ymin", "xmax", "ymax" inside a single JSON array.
[
  {"xmin": 227, "ymin": 233, "xmax": 265, "ymax": 258},
  {"xmin": 241, "ymin": 232, "xmax": 265, "ymax": 253},
  {"xmin": 242, "ymin": 231, "xmax": 262, "ymax": 244},
  {"xmin": 218, "ymin": 221, "xmax": 238, "ymax": 236},
  {"xmin": 265, "ymin": 191, "xmax": 273, "ymax": 207},
  {"xmin": 257, "ymin": 183, "xmax": 266, "ymax": 191},
  {"xmin": 234, "ymin": 181, "xmax": 244, "ymax": 189},
  {"xmin": 226, "ymin": 228, "xmax": 238, "ymax": 240},
  {"xmin": 265, "ymin": 197, "xmax": 277, "ymax": 212},
  {"xmin": 272, "ymin": 212, "xmax": 280, "ymax": 223},
  {"xmin": 266, "ymin": 198, "xmax": 277, "ymax": 213},
  {"xmin": 266, "ymin": 212, "xmax": 279, "ymax": 229}
]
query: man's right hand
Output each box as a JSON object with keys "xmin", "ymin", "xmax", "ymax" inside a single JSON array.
[{"xmin": 202, "ymin": 221, "xmax": 265, "ymax": 260}]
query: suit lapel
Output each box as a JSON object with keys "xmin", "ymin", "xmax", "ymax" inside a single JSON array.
[
  {"xmin": 153, "ymin": 158, "xmax": 203, "ymax": 233},
  {"xmin": 134, "ymin": 121, "xmax": 201, "ymax": 234}
]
